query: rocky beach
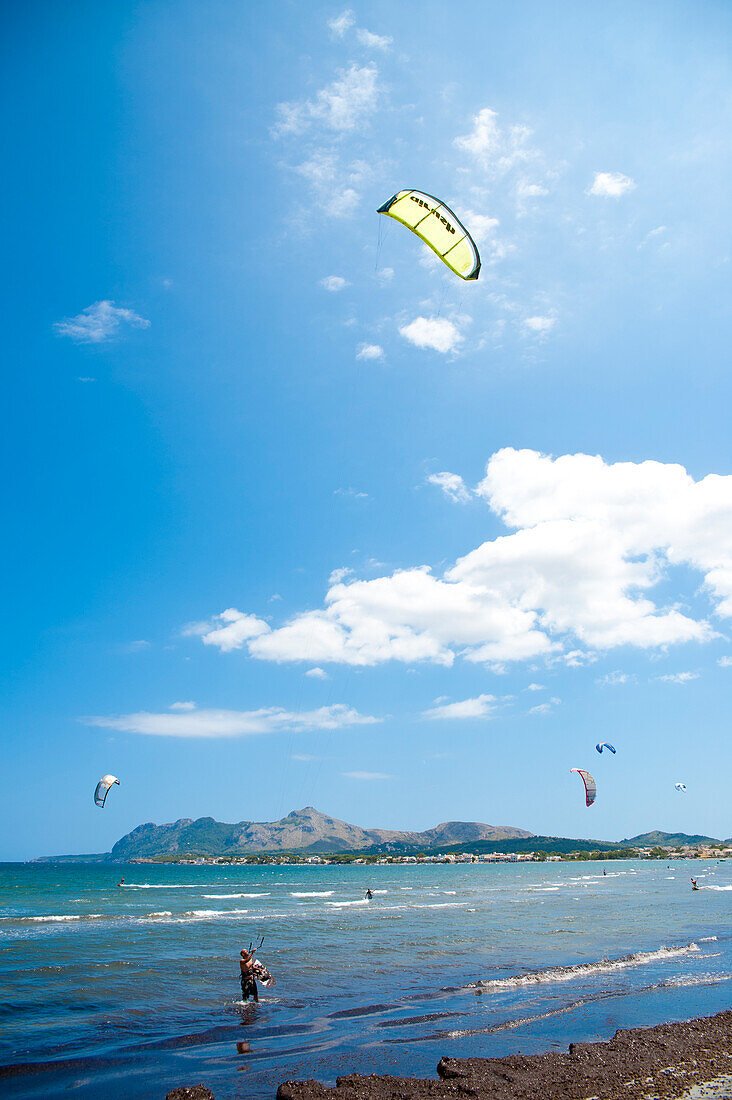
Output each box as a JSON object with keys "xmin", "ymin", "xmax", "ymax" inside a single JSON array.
[{"xmin": 276, "ymin": 1009, "xmax": 732, "ymax": 1100}]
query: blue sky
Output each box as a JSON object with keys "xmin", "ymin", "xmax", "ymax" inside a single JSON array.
[{"xmin": 2, "ymin": 1, "xmax": 732, "ymax": 859}]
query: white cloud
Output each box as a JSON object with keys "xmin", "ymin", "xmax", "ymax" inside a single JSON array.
[
  {"xmin": 356, "ymin": 28, "xmax": 392, "ymax": 50},
  {"xmin": 516, "ymin": 179, "xmax": 548, "ymax": 203},
  {"xmin": 357, "ymin": 343, "xmax": 384, "ymax": 360},
  {"xmin": 82, "ymin": 703, "xmax": 378, "ymax": 739},
  {"xmin": 597, "ymin": 671, "xmax": 631, "ymax": 686},
  {"xmin": 422, "ymin": 694, "xmax": 495, "ymax": 720},
  {"xmin": 327, "ymin": 9, "xmax": 355, "ymax": 36},
  {"xmin": 320, "ymin": 275, "xmax": 350, "ymax": 291},
  {"xmin": 657, "ymin": 671, "xmax": 700, "ymax": 684},
  {"xmin": 523, "ymin": 315, "xmax": 556, "ymax": 336},
  {"xmin": 329, "ymin": 566, "xmax": 353, "ymax": 584},
  {"xmin": 334, "ymin": 487, "xmax": 368, "ymax": 499},
  {"xmin": 399, "ymin": 316, "xmax": 462, "ymax": 354},
  {"xmin": 530, "ymin": 696, "xmax": 559, "ymax": 715},
  {"xmin": 638, "ymin": 226, "xmax": 667, "ymax": 250},
  {"xmin": 170, "ymin": 701, "xmax": 196, "ymax": 711},
  {"xmin": 274, "ymin": 64, "xmax": 379, "ymax": 135},
  {"xmin": 295, "ymin": 153, "xmax": 369, "ymax": 219},
  {"xmin": 427, "ymin": 471, "xmax": 472, "ymax": 504},
  {"xmin": 455, "ymin": 108, "xmax": 535, "ymax": 175},
  {"xmin": 183, "ymin": 608, "xmax": 269, "ymax": 653},
  {"xmin": 342, "ymin": 770, "xmax": 392, "ymax": 780},
  {"xmin": 55, "ymin": 301, "xmax": 150, "ymax": 343},
  {"xmin": 191, "ymin": 449, "xmax": 732, "ymax": 670},
  {"xmin": 306, "ymin": 667, "xmax": 328, "ymax": 679},
  {"xmin": 719, "ymin": 656, "xmax": 732, "ymax": 667},
  {"xmin": 588, "ymin": 171, "xmax": 636, "ymax": 198},
  {"xmin": 526, "ymin": 682, "xmax": 545, "ymax": 691},
  {"xmin": 460, "ymin": 210, "xmax": 499, "ymax": 244},
  {"xmin": 458, "ymin": 209, "xmax": 511, "ymax": 264}
]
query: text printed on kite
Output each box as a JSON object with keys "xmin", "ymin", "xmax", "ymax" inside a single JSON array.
[
  {"xmin": 596, "ymin": 742, "xmax": 616, "ymax": 754},
  {"xmin": 675, "ymin": 783, "xmax": 687, "ymax": 793},
  {"xmin": 377, "ymin": 190, "xmax": 481, "ymax": 280},
  {"xmin": 94, "ymin": 775, "xmax": 120, "ymax": 808},
  {"xmin": 570, "ymin": 768, "xmax": 597, "ymax": 807}
]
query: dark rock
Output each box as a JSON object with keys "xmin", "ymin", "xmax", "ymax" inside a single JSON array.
[
  {"xmin": 278, "ymin": 1009, "xmax": 732, "ymax": 1099},
  {"xmin": 165, "ymin": 1086, "xmax": 215, "ymax": 1100}
]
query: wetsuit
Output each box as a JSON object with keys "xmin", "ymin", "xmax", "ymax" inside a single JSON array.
[{"xmin": 240, "ymin": 958, "xmax": 259, "ymax": 1002}]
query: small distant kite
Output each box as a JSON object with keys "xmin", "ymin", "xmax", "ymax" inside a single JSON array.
[
  {"xmin": 675, "ymin": 782, "xmax": 687, "ymax": 793},
  {"xmin": 570, "ymin": 768, "xmax": 597, "ymax": 807},
  {"xmin": 596, "ymin": 742, "xmax": 616, "ymax": 754},
  {"xmin": 94, "ymin": 775, "xmax": 120, "ymax": 808},
  {"xmin": 377, "ymin": 190, "xmax": 481, "ymax": 280}
]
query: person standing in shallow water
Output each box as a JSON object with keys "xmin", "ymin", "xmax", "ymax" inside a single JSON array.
[{"xmin": 240, "ymin": 948, "xmax": 258, "ymax": 1002}]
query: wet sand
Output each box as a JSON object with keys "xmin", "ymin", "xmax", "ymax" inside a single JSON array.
[{"xmin": 276, "ymin": 1009, "xmax": 732, "ymax": 1099}]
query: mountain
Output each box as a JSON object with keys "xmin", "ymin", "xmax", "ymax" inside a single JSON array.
[
  {"xmin": 34, "ymin": 807, "xmax": 533, "ymax": 862},
  {"xmin": 623, "ymin": 830, "xmax": 721, "ymax": 848},
  {"xmin": 33, "ymin": 810, "xmax": 724, "ymax": 863},
  {"xmin": 105, "ymin": 806, "xmax": 533, "ymax": 860}
]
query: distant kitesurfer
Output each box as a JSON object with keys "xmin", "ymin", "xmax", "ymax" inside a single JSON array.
[
  {"xmin": 240, "ymin": 948, "xmax": 259, "ymax": 1003},
  {"xmin": 603, "ymin": 869, "xmax": 606, "ymax": 876},
  {"xmin": 118, "ymin": 877, "xmax": 125, "ymax": 886},
  {"xmin": 691, "ymin": 878, "xmax": 699, "ymax": 891},
  {"xmin": 365, "ymin": 888, "xmax": 373, "ymax": 900}
]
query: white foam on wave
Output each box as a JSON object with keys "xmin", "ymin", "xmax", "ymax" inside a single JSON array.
[
  {"xmin": 661, "ymin": 973, "xmax": 731, "ymax": 989},
  {"xmin": 291, "ymin": 891, "xmax": 334, "ymax": 897},
  {"xmin": 201, "ymin": 893, "xmax": 271, "ymax": 899},
  {"xmin": 121, "ymin": 883, "xmax": 208, "ymax": 888},
  {"xmin": 472, "ymin": 943, "xmax": 701, "ymax": 992},
  {"xmin": 183, "ymin": 908, "xmax": 250, "ymax": 917},
  {"xmin": 325, "ymin": 899, "xmax": 369, "ymax": 908},
  {"xmin": 528, "ymin": 887, "xmax": 560, "ymax": 892},
  {"xmin": 699, "ymin": 936, "xmax": 719, "ymax": 942},
  {"xmin": 18, "ymin": 913, "xmax": 105, "ymax": 923},
  {"xmin": 704, "ymin": 884, "xmax": 732, "ymax": 891}
]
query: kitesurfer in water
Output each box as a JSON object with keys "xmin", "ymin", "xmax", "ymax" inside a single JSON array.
[
  {"xmin": 365, "ymin": 888, "xmax": 373, "ymax": 900},
  {"xmin": 240, "ymin": 948, "xmax": 259, "ymax": 1002},
  {"xmin": 691, "ymin": 878, "xmax": 699, "ymax": 891}
]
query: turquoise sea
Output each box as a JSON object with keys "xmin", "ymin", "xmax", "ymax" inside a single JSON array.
[{"xmin": 1, "ymin": 859, "xmax": 731, "ymax": 1098}]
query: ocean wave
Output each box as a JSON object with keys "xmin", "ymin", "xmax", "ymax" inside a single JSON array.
[
  {"xmin": 661, "ymin": 973, "xmax": 731, "ymax": 988},
  {"xmin": 471, "ymin": 943, "xmax": 701, "ymax": 992},
  {"xmin": 133, "ymin": 910, "xmax": 288, "ymax": 924},
  {"xmin": 12, "ymin": 913, "xmax": 105, "ymax": 923},
  {"xmin": 182, "ymin": 908, "xmax": 250, "ymax": 917},
  {"xmin": 201, "ymin": 893, "xmax": 270, "ymax": 899},
  {"xmin": 417, "ymin": 902, "xmax": 467, "ymax": 909},
  {"xmin": 120, "ymin": 883, "xmax": 209, "ymax": 888},
  {"xmin": 703, "ymin": 884, "xmax": 732, "ymax": 891},
  {"xmin": 291, "ymin": 891, "xmax": 334, "ymax": 897},
  {"xmin": 326, "ymin": 899, "xmax": 369, "ymax": 908}
]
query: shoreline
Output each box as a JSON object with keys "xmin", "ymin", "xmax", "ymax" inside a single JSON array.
[{"xmin": 276, "ymin": 1008, "xmax": 732, "ymax": 1100}]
